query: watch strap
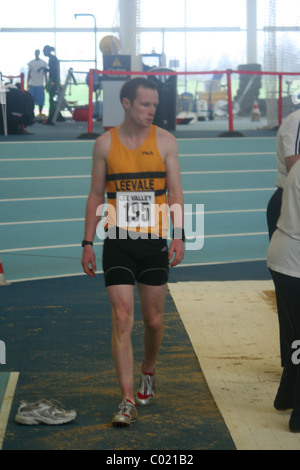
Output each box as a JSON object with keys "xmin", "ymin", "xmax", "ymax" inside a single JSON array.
[
  {"xmin": 82, "ymin": 240, "xmax": 93, "ymax": 247},
  {"xmin": 172, "ymin": 228, "xmax": 185, "ymax": 242}
]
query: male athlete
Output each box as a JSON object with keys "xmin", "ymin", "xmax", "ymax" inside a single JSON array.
[{"xmin": 81, "ymin": 77, "xmax": 185, "ymax": 426}]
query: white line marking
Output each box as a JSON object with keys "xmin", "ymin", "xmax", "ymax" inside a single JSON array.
[
  {"xmin": 0, "ymin": 232, "xmax": 268, "ymax": 254},
  {"xmin": 178, "ymin": 152, "xmax": 275, "ymax": 157},
  {"xmin": 7, "ymin": 257, "xmax": 269, "ymax": 283},
  {"xmin": 0, "ymin": 209, "xmax": 266, "ymax": 226},
  {"xmin": 0, "ymin": 140, "xmax": 92, "ymax": 145},
  {"xmin": 205, "ymin": 231, "xmax": 268, "ymax": 238},
  {"xmin": 185, "ymin": 208, "xmax": 266, "ymax": 215},
  {"xmin": 0, "ymin": 137, "xmax": 275, "ymax": 145},
  {"xmin": 177, "ymin": 136, "xmax": 275, "ymax": 142},
  {"xmin": 0, "ymin": 372, "xmax": 19, "ymax": 450},
  {"xmin": 0, "ymin": 242, "xmax": 103, "ymax": 253},
  {"xmin": 0, "ymin": 218, "xmax": 85, "ymax": 226},
  {"xmin": 0, "ymin": 170, "xmax": 276, "ymax": 181},
  {"xmin": 184, "ymin": 188, "xmax": 275, "ymax": 193},
  {"xmin": 0, "ymin": 187, "xmax": 275, "ymax": 203},
  {"xmin": 0, "ymin": 175, "xmax": 89, "ymax": 181},
  {"xmin": 0, "ymin": 157, "xmax": 91, "ymax": 162},
  {"xmin": 175, "ymin": 257, "xmax": 267, "ymax": 267},
  {"xmin": 0, "ymin": 152, "xmax": 275, "ymax": 162},
  {"xmin": 0, "ymin": 196, "xmax": 87, "ymax": 202},
  {"xmin": 181, "ymin": 169, "xmax": 276, "ymax": 174},
  {"xmin": 10, "ymin": 272, "xmax": 96, "ymax": 283}
]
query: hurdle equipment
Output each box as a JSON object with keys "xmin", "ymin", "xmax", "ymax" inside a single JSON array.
[
  {"xmin": 50, "ymin": 68, "xmax": 77, "ymax": 124},
  {"xmin": 0, "ymin": 257, "xmax": 11, "ymax": 286}
]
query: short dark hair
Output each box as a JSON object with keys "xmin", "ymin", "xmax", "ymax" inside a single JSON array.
[
  {"xmin": 120, "ymin": 77, "xmax": 158, "ymax": 104},
  {"xmin": 43, "ymin": 45, "xmax": 55, "ymax": 56}
]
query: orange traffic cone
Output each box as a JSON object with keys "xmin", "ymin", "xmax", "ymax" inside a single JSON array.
[
  {"xmin": 251, "ymin": 100, "xmax": 261, "ymax": 122},
  {"xmin": 0, "ymin": 257, "xmax": 11, "ymax": 286}
]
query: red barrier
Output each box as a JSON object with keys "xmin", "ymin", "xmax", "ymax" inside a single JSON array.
[
  {"xmin": 278, "ymin": 74, "xmax": 283, "ymax": 126},
  {"xmin": 226, "ymin": 69, "xmax": 234, "ymax": 132},
  {"xmin": 88, "ymin": 70, "xmax": 94, "ymax": 132},
  {"xmin": 0, "ymin": 73, "xmax": 24, "ymax": 90},
  {"xmin": 87, "ymin": 68, "xmax": 300, "ymax": 135}
]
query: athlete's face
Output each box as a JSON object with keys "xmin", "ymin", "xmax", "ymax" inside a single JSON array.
[{"xmin": 125, "ymin": 86, "xmax": 159, "ymax": 127}]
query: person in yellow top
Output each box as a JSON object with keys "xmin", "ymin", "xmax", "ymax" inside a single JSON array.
[{"xmin": 81, "ymin": 77, "xmax": 185, "ymax": 427}]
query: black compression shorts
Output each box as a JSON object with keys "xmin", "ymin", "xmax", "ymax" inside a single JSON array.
[{"xmin": 102, "ymin": 235, "xmax": 169, "ymax": 287}]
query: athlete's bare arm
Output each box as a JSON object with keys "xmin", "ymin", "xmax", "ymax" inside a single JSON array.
[
  {"xmin": 157, "ymin": 128, "xmax": 185, "ymax": 268},
  {"xmin": 81, "ymin": 132, "xmax": 110, "ymax": 277}
]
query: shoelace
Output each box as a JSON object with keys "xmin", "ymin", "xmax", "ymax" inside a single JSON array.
[
  {"xmin": 119, "ymin": 400, "xmax": 135, "ymax": 416},
  {"xmin": 43, "ymin": 400, "xmax": 68, "ymax": 415},
  {"xmin": 141, "ymin": 375, "xmax": 154, "ymax": 395},
  {"xmin": 24, "ymin": 399, "xmax": 69, "ymax": 415}
]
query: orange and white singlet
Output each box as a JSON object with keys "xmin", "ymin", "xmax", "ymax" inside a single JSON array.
[{"xmin": 105, "ymin": 125, "xmax": 168, "ymax": 238}]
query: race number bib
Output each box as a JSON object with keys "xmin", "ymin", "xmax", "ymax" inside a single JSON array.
[{"xmin": 117, "ymin": 192, "xmax": 155, "ymax": 228}]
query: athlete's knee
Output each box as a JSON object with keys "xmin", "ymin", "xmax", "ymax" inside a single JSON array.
[
  {"xmin": 112, "ymin": 303, "xmax": 134, "ymax": 337},
  {"xmin": 143, "ymin": 312, "xmax": 164, "ymax": 333}
]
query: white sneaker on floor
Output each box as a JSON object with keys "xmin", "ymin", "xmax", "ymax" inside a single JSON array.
[{"xmin": 15, "ymin": 399, "xmax": 77, "ymax": 425}]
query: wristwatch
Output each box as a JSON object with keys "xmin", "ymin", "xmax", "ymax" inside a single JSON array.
[
  {"xmin": 172, "ymin": 228, "xmax": 186, "ymax": 242},
  {"xmin": 81, "ymin": 240, "xmax": 93, "ymax": 247}
]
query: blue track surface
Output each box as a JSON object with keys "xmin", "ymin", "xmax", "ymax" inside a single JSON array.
[
  {"xmin": 0, "ymin": 137, "xmax": 276, "ymax": 282},
  {"xmin": 0, "ymin": 135, "xmax": 276, "ymax": 450}
]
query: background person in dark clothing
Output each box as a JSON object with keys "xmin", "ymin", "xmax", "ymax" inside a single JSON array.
[{"xmin": 43, "ymin": 45, "xmax": 60, "ymax": 124}]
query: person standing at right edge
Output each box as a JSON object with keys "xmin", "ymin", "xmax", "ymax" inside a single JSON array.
[
  {"xmin": 267, "ymin": 158, "xmax": 300, "ymax": 432},
  {"xmin": 266, "ymin": 109, "xmax": 300, "ymax": 367}
]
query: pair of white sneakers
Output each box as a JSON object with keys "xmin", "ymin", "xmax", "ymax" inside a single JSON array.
[
  {"xmin": 14, "ymin": 370, "xmax": 155, "ymax": 427},
  {"xmin": 112, "ymin": 370, "xmax": 155, "ymax": 427}
]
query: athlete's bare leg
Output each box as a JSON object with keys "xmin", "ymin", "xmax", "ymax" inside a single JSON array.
[
  {"xmin": 107, "ymin": 284, "xmax": 135, "ymax": 402},
  {"xmin": 137, "ymin": 282, "xmax": 167, "ymax": 373},
  {"xmin": 107, "ymin": 281, "xmax": 167, "ymax": 402}
]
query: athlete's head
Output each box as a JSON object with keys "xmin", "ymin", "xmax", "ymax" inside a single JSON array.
[
  {"xmin": 120, "ymin": 78, "xmax": 158, "ymax": 105},
  {"xmin": 43, "ymin": 45, "xmax": 55, "ymax": 57}
]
